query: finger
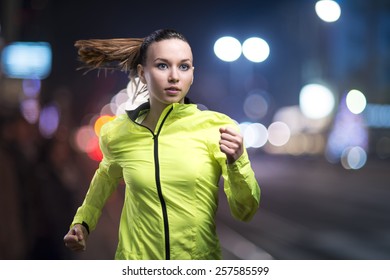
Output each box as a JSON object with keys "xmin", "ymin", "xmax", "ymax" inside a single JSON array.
[
  {"xmin": 220, "ymin": 131, "xmax": 242, "ymax": 147},
  {"xmin": 220, "ymin": 144, "xmax": 238, "ymax": 164},
  {"xmin": 65, "ymin": 238, "xmax": 86, "ymax": 251},
  {"xmin": 220, "ymin": 128, "xmax": 242, "ymax": 142},
  {"xmin": 219, "ymin": 139, "xmax": 240, "ymax": 150},
  {"xmin": 64, "ymin": 232, "xmax": 78, "ymax": 243},
  {"xmin": 220, "ymin": 127, "xmax": 240, "ymax": 137},
  {"xmin": 64, "ymin": 226, "xmax": 83, "ymax": 244},
  {"xmin": 220, "ymin": 133, "xmax": 236, "ymax": 143},
  {"xmin": 220, "ymin": 143, "xmax": 241, "ymax": 159},
  {"xmin": 79, "ymin": 239, "xmax": 87, "ymax": 251},
  {"xmin": 220, "ymin": 144, "xmax": 235, "ymax": 155},
  {"xmin": 74, "ymin": 226, "xmax": 84, "ymax": 241}
]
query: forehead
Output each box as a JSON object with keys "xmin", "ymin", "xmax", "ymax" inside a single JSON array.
[{"xmin": 146, "ymin": 39, "xmax": 193, "ymax": 61}]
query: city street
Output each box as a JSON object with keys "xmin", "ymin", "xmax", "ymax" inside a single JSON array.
[{"xmin": 217, "ymin": 153, "xmax": 390, "ymax": 259}]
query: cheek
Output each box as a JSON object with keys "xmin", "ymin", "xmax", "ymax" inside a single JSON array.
[
  {"xmin": 185, "ymin": 74, "xmax": 194, "ymax": 87},
  {"xmin": 148, "ymin": 70, "xmax": 166, "ymax": 82},
  {"xmin": 150, "ymin": 77, "xmax": 166, "ymax": 90},
  {"xmin": 144, "ymin": 72, "xmax": 159, "ymax": 87}
]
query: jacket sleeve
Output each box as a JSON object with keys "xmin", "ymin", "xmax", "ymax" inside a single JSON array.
[
  {"xmin": 221, "ymin": 148, "xmax": 260, "ymax": 222},
  {"xmin": 71, "ymin": 123, "xmax": 123, "ymax": 232},
  {"xmin": 211, "ymin": 117, "xmax": 261, "ymax": 222}
]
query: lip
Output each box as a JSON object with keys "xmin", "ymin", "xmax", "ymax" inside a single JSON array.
[{"xmin": 165, "ymin": 87, "xmax": 181, "ymax": 94}]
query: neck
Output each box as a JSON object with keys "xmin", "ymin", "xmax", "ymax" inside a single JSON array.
[{"xmin": 142, "ymin": 103, "xmax": 170, "ymax": 131}]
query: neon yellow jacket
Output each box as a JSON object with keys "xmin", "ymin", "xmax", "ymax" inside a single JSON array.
[{"xmin": 71, "ymin": 102, "xmax": 260, "ymax": 260}]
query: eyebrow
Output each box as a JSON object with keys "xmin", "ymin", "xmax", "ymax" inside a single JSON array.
[{"xmin": 153, "ymin": 58, "xmax": 192, "ymax": 63}]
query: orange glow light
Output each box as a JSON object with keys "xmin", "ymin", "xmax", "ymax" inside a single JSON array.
[{"xmin": 94, "ymin": 115, "xmax": 115, "ymax": 136}]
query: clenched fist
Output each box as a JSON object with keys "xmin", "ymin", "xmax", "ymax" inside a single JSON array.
[
  {"xmin": 63, "ymin": 223, "xmax": 89, "ymax": 252},
  {"xmin": 219, "ymin": 127, "xmax": 244, "ymax": 164}
]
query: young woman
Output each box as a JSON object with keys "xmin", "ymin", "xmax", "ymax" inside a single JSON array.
[{"xmin": 63, "ymin": 29, "xmax": 260, "ymax": 260}]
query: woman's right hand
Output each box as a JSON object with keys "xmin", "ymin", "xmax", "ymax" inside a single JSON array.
[{"xmin": 63, "ymin": 223, "xmax": 88, "ymax": 252}]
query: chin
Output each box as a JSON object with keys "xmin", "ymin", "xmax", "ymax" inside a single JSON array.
[{"xmin": 166, "ymin": 96, "xmax": 185, "ymax": 103}]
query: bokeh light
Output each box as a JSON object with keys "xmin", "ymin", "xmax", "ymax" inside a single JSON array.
[
  {"xmin": 100, "ymin": 103, "xmax": 115, "ymax": 116},
  {"xmin": 1, "ymin": 41, "xmax": 52, "ymax": 79},
  {"xmin": 267, "ymin": 121, "xmax": 291, "ymax": 147},
  {"xmin": 94, "ymin": 115, "xmax": 115, "ymax": 137},
  {"xmin": 299, "ymin": 83, "xmax": 335, "ymax": 119},
  {"xmin": 273, "ymin": 106, "xmax": 304, "ymax": 134},
  {"xmin": 72, "ymin": 114, "xmax": 114, "ymax": 162},
  {"xmin": 110, "ymin": 89, "xmax": 129, "ymax": 115},
  {"xmin": 346, "ymin": 89, "xmax": 366, "ymax": 114},
  {"xmin": 73, "ymin": 125, "xmax": 96, "ymax": 153},
  {"xmin": 214, "ymin": 36, "xmax": 242, "ymax": 62},
  {"xmin": 22, "ymin": 79, "xmax": 41, "ymax": 98},
  {"xmin": 86, "ymin": 136, "xmax": 103, "ymax": 162},
  {"xmin": 39, "ymin": 104, "xmax": 60, "ymax": 138},
  {"xmin": 20, "ymin": 98, "xmax": 40, "ymax": 124},
  {"xmin": 243, "ymin": 91, "xmax": 269, "ymax": 120},
  {"xmin": 340, "ymin": 146, "xmax": 367, "ymax": 170},
  {"xmin": 325, "ymin": 94, "xmax": 368, "ymax": 164},
  {"xmin": 240, "ymin": 122, "xmax": 268, "ymax": 148},
  {"xmin": 242, "ymin": 37, "xmax": 270, "ymax": 63},
  {"xmin": 315, "ymin": 0, "xmax": 341, "ymax": 23}
]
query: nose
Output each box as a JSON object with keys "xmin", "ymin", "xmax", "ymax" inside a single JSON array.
[{"xmin": 168, "ymin": 68, "xmax": 179, "ymax": 83}]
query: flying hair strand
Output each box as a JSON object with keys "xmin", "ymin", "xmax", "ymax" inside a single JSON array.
[{"xmin": 74, "ymin": 38, "xmax": 144, "ymax": 75}]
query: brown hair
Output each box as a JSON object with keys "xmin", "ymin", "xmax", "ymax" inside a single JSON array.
[
  {"xmin": 74, "ymin": 38, "xmax": 143, "ymax": 78},
  {"xmin": 74, "ymin": 29, "xmax": 189, "ymax": 79}
]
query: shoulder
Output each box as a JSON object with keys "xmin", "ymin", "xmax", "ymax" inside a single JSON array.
[
  {"xmin": 194, "ymin": 108, "xmax": 238, "ymax": 127},
  {"xmin": 99, "ymin": 114, "xmax": 129, "ymax": 141},
  {"xmin": 178, "ymin": 105, "xmax": 239, "ymax": 135},
  {"xmin": 101, "ymin": 114, "xmax": 128, "ymax": 131},
  {"xmin": 179, "ymin": 103, "xmax": 233, "ymax": 121}
]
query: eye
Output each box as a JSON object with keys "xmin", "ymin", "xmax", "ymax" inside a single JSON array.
[
  {"xmin": 157, "ymin": 63, "xmax": 168, "ymax": 70},
  {"xmin": 179, "ymin": 64, "xmax": 190, "ymax": 71}
]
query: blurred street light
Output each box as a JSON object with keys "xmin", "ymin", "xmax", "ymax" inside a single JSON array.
[{"xmin": 315, "ymin": 0, "xmax": 341, "ymax": 23}]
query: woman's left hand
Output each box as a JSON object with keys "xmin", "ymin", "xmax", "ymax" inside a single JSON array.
[{"xmin": 219, "ymin": 127, "xmax": 244, "ymax": 164}]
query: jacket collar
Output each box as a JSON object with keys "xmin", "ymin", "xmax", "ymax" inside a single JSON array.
[
  {"xmin": 125, "ymin": 97, "xmax": 194, "ymax": 122},
  {"xmin": 126, "ymin": 102, "xmax": 150, "ymax": 122}
]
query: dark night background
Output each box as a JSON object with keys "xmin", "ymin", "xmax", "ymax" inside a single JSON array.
[{"xmin": 1, "ymin": 0, "xmax": 390, "ymax": 260}]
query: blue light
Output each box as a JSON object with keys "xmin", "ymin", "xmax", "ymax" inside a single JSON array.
[{"xmin": 1, "ymin": 42, "xmax": 52, "ymax": 79}]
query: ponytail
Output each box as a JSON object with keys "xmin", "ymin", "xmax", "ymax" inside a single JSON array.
[{"xmin": 74, "ymin": 38, "xmax": 144, "ymax": 78}]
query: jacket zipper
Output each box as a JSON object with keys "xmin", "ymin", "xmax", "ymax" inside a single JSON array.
[{"xmin": 140, "ymin": 107, "xmax": 173, "ymax": 260}]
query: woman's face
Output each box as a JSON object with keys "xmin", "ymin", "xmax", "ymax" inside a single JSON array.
[{"xmin": 137, "ymin": 39, "xmax": 194, "ymax": 109}]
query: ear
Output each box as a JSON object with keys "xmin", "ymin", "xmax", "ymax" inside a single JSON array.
[
  {"xmin": 191, "ymin": 66, "xmax": 195, "ymax": 85},
  {"xmin": 137, "ymin": 64, "xmax": 146, "ymax": 84}
]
